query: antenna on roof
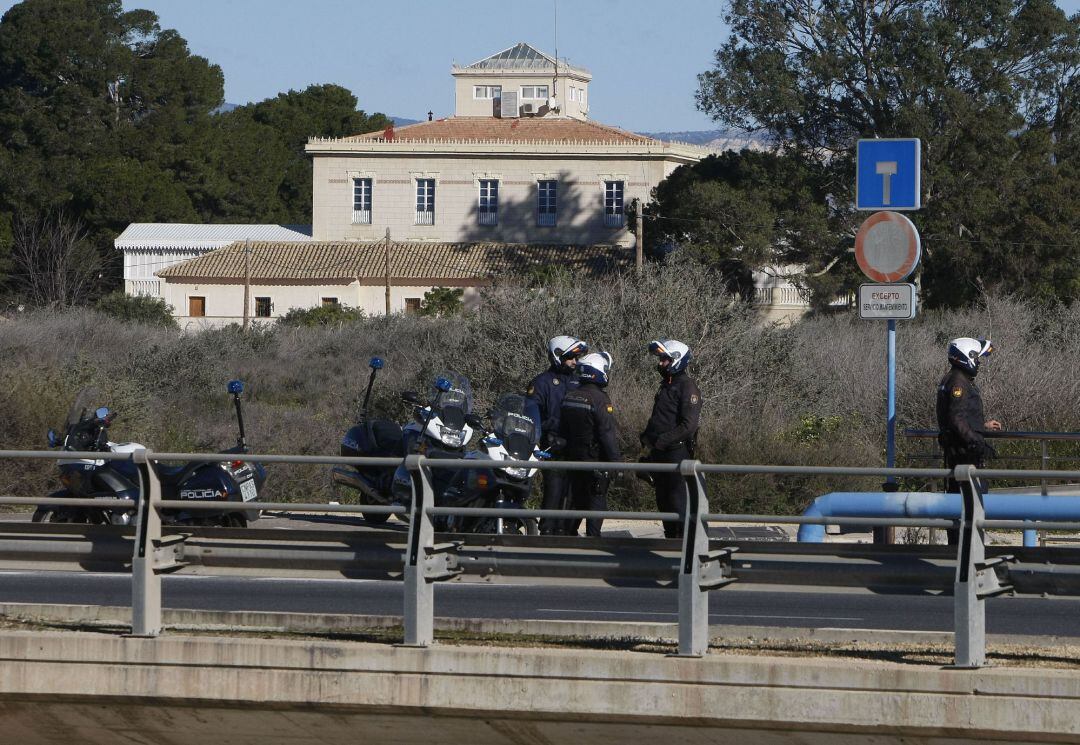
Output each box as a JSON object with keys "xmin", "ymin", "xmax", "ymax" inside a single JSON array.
[{"xmin": 552, "ymin": 0, "xmax": 559, "ymax": 113}]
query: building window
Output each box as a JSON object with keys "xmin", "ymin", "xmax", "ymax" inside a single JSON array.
[
  {"xmin": 352, "ymin": 178, "xmax": 372, "ymax": 224},
  {"xmin": 405, "ymin": 298, "xmax": 421, "ymax": 315},
  {"xmin": 188, "ymin": 296, "xmax": 205, "ymax": 317},
  {"xmin": 537, "ymin": 180, "xmax": 557, "ymax": 226},
  {"xmin": 321, "ymin": 297, "xmax": 339, "ymax": 307},
  {"xmin": 478, "ymin": 179, "xmax": 498, "ymax": 226},
  {"xmin": 520, "ymin": 85, "xmax": 549, "ymax": 100},
  {"xmin": 569, "ymin": 86, "xmax": 577, "ymax": 102},
  {"xmin": 415, "ymin": 178, "xmax": 435, "ymax": 225},
  {"xmin": 604, "ymin": 180, "xmax": 625, "ymax": 227},
  {"xmin": 473, "ymin": 85, "xmax": 502, "ymax": 99},
  {"xmin": 254, "ymin": 297, "xmax": 272, "ymax": 317}
]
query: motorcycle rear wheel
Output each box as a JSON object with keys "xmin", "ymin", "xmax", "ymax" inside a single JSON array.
[{"xmin": 32, "ymin": 507, "xmax": 107, "ymax": 524}]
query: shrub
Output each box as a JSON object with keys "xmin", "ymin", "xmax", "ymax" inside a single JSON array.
[
  {"xmin": 93, "ymin": 292, "xmax": 177, "ymax": 328},
  {"xmin": 278, "ymin": 303, "xmax": 364, "ymax": 327},
  {"xmin": 419, "ymin": 287, "xmax": 464, "ymax": 318}
]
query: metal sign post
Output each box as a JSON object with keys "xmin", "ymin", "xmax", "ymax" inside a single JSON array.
[{"xmin": 855, "ymin": 139, "xmax": 922, "ymax": 544}]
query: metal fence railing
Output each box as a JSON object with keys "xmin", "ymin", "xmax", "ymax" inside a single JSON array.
[{"xmin": 2, "ymin": 447, "xmax": 1080, "ymax": 668}]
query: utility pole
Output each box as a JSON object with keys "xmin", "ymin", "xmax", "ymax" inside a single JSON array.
[
  {"xmin": 635, "ymin": 199, "xmax": 644, "ymax": 274},
  {"xmin": 242, "ymin": 239, "xmax": 251, "ymax": 331},
  {"xmin": 384, "ymin": 228, "xmax": 391, "ymax": 315}
]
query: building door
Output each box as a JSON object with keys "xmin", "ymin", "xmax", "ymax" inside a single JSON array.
[{"xmin": 189, "ymin": 296, "xmax": 206, "ymax": 317}]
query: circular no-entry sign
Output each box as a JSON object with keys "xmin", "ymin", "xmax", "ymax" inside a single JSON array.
[{"xmin": 854, "ymin": 211, "xmax": 921, "ymax": 282}]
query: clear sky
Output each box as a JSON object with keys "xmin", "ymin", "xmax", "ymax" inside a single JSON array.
[{"xmin": 2, "ymin": 0, "xmax": 1079, "ymax": 133}]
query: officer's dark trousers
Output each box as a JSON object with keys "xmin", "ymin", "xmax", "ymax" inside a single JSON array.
[
  {"xmin": 566, "ymin": 470, "xmax": 608, "ymax": 537},
  {"xmin": 650, "ymin": 446, "xmax": 689, "ymax": 539},
  {"xmin": 943, "ymin": 450, "xmax": 986, "ymax": 546},
  {"xmin": 538, "ymin": 467, "xmax": 569, "ymax": 535}
]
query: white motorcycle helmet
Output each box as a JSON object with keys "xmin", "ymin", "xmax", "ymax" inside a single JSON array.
[
  {"xmin": 547, "ymin": 335, "xmax": 588, "ymax": 369},
  {"xmin": 648, "ymin": 339, "xmax": 692, "ymax": 374},
  {"xmin": 577, "ymin": 352, "xmax": 612, "ymax": 386},
  {"xmin": 947, "ymin": 337, "xmax": 993, "ymax": 375}
]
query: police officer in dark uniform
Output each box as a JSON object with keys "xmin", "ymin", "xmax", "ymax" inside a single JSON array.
[
  {"xmin": 527, "ymin": 335, "xmax": 588, "ymax": 535},
  {"xmin": 558, "ymin": 352, "xmax": 621, "ymax": 537},
  {"xmin": 936, "ymin": 336, "xmax": 1001, "ymax": 499},
  {"xmin": 641, "ymin": 339, "xmax": 702, "ymax": 539}
]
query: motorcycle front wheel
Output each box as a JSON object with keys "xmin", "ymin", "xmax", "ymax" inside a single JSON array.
[
  {"xmin": 468, "ymin": 517, "xmax": 539, "ymax": 536},
  {"xmin": 362, "ymin": 511, "xmax": 391, "ymax": 525}
]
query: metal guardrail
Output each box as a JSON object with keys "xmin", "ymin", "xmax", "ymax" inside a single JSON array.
[{"xmin": 2, "ymin": 447, "xmax": 1080, "ymax": 668}]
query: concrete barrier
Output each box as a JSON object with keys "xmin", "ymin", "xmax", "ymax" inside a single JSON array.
[{"xmin": 0, "ymin": 628, "xmax": 1078, "ymax": 744}]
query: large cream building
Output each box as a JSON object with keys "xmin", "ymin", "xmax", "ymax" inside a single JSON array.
[{"xmin": 305, "ymin": 43, "xmax": 704, "ymax": 248}]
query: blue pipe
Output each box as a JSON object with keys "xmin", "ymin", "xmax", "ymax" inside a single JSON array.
[{"xmin": 797, "ymin": 492, "xmax": 1079, "ymax": 543}]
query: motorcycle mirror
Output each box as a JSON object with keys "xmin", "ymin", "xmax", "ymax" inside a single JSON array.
[
  {"xmin": 434, "ymin": 377, "xmax": 452, "ymax": 393},
  {"xmin": 228, "ymin": 380, "xmax": 245, "ymax": 395},
  {"xmin": 400, "ymin": 390, "xmax": 420, "ymax": 404},
  {"xmin": 368, "ymin": 357, "xmax": 384, "ymax": 370},
  {"xmin": 47, "ymin": 429, "xmax": 58, "ymax": 448},
  {"xmin": 95, "ymin": 406, "xmax": 110, "ymax": 421}
]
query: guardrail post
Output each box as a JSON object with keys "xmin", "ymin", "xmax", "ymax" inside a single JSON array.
[
  {"xmin": 676, "ymin": 459, "xmax": 709, "ymax": 657},
  {"xmin": 953, "ymin": 464, "xmax": 985, "ymax": 668},
  {"xmin": 131, "ymin": 448, "xmax": 162, "ymax": 637},
  {"xmin": 402, "ymin": 454, "xmax": 435, "ymax": 647}
]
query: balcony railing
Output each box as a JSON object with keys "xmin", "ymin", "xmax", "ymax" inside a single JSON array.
[
  {"xmin": 415, "ymin": 210, "xmax": 435, "ymax": 226},
  {"xmin": 604, "ymin": 212, "xmax": 625, "ymax": 228},
  {"xmin": 352, "ymin": 209, "xmax": 372, "ymax": 225},
  {"xmin": 127, "ymin": 279, "xmax": 161, "ymax": 297},
  {"xmin": 478, "ymin": 210, "xmax": 498, "ymax": 226},
  {"xmin": 537, "ymin": 212, "xmax": 556, "ymax": 227}
]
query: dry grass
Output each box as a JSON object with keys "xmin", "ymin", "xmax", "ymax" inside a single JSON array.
[{"xmin": 3, "ymin": 259, "xmax": 1079, "ymax": 513}]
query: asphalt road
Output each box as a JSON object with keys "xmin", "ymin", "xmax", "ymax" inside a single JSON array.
[{"xmin": 1, "ymin": 570, "xmax": 1079, "ymax": 637}]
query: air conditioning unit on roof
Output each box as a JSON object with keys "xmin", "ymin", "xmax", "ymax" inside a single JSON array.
[
  {"xmin": 499, "ymin": 91, "xmax": 519, "ymax": 118},
  {"xmin": 521, "ymin": 102, "xmax": 536, "ymax": 115}
]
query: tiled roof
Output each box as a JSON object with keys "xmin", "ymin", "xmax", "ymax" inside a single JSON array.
[
  {"xmin": 459, "ymin": 43, "xmax": 587, "ymax": 75},
  {"xmin": 347, "ymin": 117, "xmax": 652, "ymax": 144},
  {"xmin": 115, "ymin": 223, "xmax": 312, "ymax": 249},
  {"xmin": 157, "ymin": 240, "xmax": 631, "ymax": 283}
]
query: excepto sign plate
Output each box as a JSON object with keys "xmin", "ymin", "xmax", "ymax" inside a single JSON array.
[{"xmin": 859, "ymin": 283, "xmax": 917, "ymax": 320}]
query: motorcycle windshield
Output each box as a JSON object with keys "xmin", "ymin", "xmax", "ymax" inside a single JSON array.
[
  {"xmin": 491, "ymin": 394, "xmax": 538, "ymax": 460},
  {"xmin": 65, "ymin": 387, "xmax": 102, "ymax": 430},
  {"xmin": 430, "ymin": 372, "xmax": 472, "ymax": 430}
]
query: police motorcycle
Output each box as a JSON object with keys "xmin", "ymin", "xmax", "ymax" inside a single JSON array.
[
  {"xmin": 333, "ymin": 357, "xmax": 407, "ymax": 524},
  {"xmin": 436, "ymin": 393, "xmax": 545, "ymax": 536},
  {"xmin": 389, "ymin": 372, "xmax": 477, "ymax": 511},
  {"xmin": 35, "ymin": 381, "xmax": 265, "ymax": 527}
]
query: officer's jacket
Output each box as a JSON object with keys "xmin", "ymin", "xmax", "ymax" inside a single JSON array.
[
  {"xmin": 557, "ymin": 383, "xmax": 622, "ymax": 462},
  {"xmin": 527, "ymin": 366, "xmax": 578, "ymax": 437},
  {"xmin": 935, "ymin": 367, "xmax": 988, "ymax": 454},
  {"xmin": 642, "ymin": 372, "xmax": 703, "ymax": 452}
]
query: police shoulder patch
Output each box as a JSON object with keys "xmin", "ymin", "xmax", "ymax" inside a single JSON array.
[
  {"xmin": 552, "ymin": 378, "xmax": 560, "ymax": 386},
  {"xmin": 952, "ymin": 387, "xmax": 964, "ymax": 398},
  {"xmin": 690, "ymin": 393, "xmax": 700, "ymax": 405}
]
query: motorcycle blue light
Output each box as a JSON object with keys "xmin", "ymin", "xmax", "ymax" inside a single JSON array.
[
  {"xmin": 435, "ymin": 377, "xmax": 451, "ymax": 392},
  {"xmin": 228, "ymin": 380, "xmax": 244, "ymax": 395},
  {"xmin": 369, "ymin": 357, "xmax": 385, "ymax": 369}
]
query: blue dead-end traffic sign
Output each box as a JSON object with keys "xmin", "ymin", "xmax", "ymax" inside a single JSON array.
[{"xmin": 856, "ymin": 138, "xmax": 921, "ymax": 210}]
